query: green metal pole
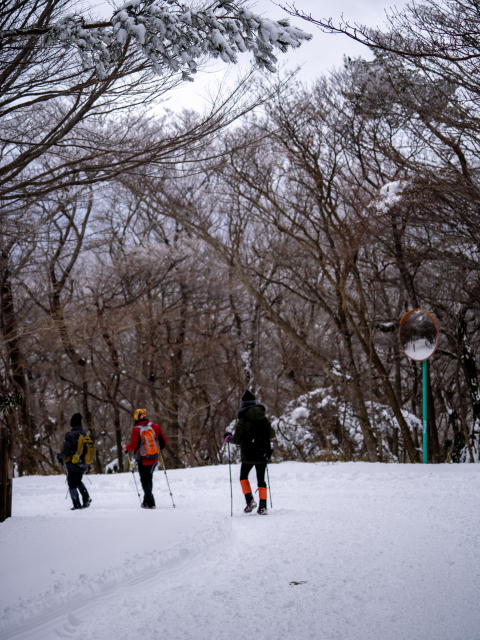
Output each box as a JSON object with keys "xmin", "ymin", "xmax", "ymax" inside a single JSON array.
[{"xmin": 423, "ymin": 359, "xmax": 428, "ymax": 464}]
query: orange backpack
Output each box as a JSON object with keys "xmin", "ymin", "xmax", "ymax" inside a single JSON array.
[{"xmin": 139, "ymin": 423, "xmax": 160, "ymax": 459}]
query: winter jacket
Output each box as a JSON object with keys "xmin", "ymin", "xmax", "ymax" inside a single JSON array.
[
  {"xmin": 231, "ymin": 404, "xmax": 275, "ymax": 463},
  {"xmin": 58, "ymin": 425, "xmax": 89, "ymax": 471},
  {"xmin": 125, "ymin": 420, "xmax": 167, "ymax": 466}
]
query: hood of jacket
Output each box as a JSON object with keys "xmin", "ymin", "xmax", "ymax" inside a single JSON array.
[
  {"xmin": 237, "ymin": 403, "xmax": 267, "ymax": 420},
  {"xmin": 70, "ymin": 424, "xmax": 85, "ymax": 433}
]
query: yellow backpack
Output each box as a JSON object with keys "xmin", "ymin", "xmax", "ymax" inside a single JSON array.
[{"xmin": 72, "ymin": 432, "xmax": 95, "ymax": 466}]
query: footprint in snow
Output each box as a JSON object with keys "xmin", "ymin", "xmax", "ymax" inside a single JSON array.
[
  {"xmin": 54, "ymin": 612, "xmax": 83, "ymax": 637},
  {"xmin": 68, "ymin": 612, "xmax": 83, "ymax": 626}
]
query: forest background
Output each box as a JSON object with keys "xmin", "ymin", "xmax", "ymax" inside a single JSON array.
[{"xmin": 2, "ymin": 0, "xmax": 480, "ymax": 475}]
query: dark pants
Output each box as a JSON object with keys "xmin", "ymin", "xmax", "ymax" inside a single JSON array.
[
  {"xmin": 240, "ymin": 463, "xmax": 267, "ymax": 488},
  {"xmin": 138, "ymin": 462, "xmax": 157, "ymax": 507},
  {"xmin": 66, "ymin": 467, "xmax": 89, "ymax": 504}
]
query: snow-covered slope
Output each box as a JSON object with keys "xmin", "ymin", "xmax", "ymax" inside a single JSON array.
[{"xmin": 1, "ymin": 462, "xmax": 480, "ymax": 640}]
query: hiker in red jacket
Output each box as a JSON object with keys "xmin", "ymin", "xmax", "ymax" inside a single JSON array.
[{"xmin": 124, "ymin": 409, "xmax": 167, "ymax": 509}]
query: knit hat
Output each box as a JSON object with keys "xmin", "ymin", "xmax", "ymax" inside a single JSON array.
[
  {"xmin": 241, "ymin": 390, "xmax": 256, "ymax": 408},
  {"xmin": 70, "ymin": 413, "xmax": 82, "ymax": 428},
  {"xmin": 134, "ymin": 408, "xmax": 147, "ymax": 422}
]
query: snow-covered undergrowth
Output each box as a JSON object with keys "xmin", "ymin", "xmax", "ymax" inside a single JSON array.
[
  {"xmin": 1, "ymin": 462, "xmax": 480, "ymax": 640},
  {"xmin": 273, "ymin": 388, "xmax": 422, "ymax": 462}
]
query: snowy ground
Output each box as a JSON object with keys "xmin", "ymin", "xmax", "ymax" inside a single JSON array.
[{"xmin": 1, "ymin": 462, "xmax": 480, "ymax": 640}]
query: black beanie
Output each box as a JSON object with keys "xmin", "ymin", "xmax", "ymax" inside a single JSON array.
[
  {"xmin": 241, "ymin": 390, "xmax": 256, "ymax": 408},
  {"xmin": 70, "ymin": 413, "xmax": 83, "ymax": 428}
]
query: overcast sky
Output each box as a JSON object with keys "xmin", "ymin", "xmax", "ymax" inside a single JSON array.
[{"xmin": 92, "ymin": 0, "xmax": 406, "ymax": 112}]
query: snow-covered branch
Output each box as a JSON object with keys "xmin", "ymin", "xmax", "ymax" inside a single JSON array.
[{"xmin": 4, "ymin": 0, "xmax": 311, "ymax": 80}]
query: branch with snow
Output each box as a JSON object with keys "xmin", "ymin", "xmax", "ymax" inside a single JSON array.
[{"xmin": 6, "ymin": 1, "xmax": 312, "ymax": 80}]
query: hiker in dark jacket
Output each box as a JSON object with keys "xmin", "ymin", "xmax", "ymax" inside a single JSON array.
[
  {"xmin": 225, "ymin": 390, "xmax": 275, "ymax": 515},
  {"xmin": 57, "ymin": 413, "xmax": 92, "ymax": 511},
  {"xmin": 124, "ymin": 409, "xmax": 167, "ymax": 509}
]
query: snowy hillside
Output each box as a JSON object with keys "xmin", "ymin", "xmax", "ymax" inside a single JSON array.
[{"xmin": 1, "ymin": 462, "xmax": 480, "ymax": 640}]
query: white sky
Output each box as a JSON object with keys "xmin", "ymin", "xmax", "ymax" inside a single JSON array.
[{"xmin": 90, "ymin": 0, "xmax": 406, "ymax": 112}]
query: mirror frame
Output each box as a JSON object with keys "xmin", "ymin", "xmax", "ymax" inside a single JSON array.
[{"xmin": 399, "ymin": 308, "xmax": 440, "ymax": 362}]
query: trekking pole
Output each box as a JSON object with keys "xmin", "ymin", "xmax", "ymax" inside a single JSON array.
[
  {"xmin": 64, "ymin": 464, "xmax": 69, "ymax": 499},
  {"xmin": 159, "ymin": 451, "xmax": 175, "ymax": 508},
  {"xmin": 228, "ymin": 442, "xmax": 233, "ymax": 517},
  {"xmin": 128, "ymin": 454, "xmax": 142, "ymax": 505},
  {"xmin": 266, "ymin": 465, "xmax": 273, "ymax": 509}
]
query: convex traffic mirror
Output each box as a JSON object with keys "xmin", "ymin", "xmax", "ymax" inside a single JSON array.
[{"xmin": 399, "ymin": 309, "xmax": 439, "ymax": 362}]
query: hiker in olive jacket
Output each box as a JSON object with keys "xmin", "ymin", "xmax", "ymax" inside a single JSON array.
[
  {"xmin": 57, "ymin": 413, "xmax": 92, "ymax": 511},
  {"xmin": 225, "ymin": 390, "xmax": 275, "ymax": 515}
]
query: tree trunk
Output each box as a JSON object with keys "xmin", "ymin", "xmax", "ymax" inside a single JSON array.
[
  {"xmin": 0, "ymin": 258, "xmax": 37, "ymax": 475},
  {"xmin": 0, "ymin": 426, "xmax": 14, "ymax": 522},
  {"xmin": 458, "ymin": 318, "xmax": 480, "ymax": 456},
  {"xmin": 98, "ymin": 309, "xmax": 124, "ymax": 472},
  {"xmin": 166, "ymin": 291, "xmax": 187, "ymax": 466}
]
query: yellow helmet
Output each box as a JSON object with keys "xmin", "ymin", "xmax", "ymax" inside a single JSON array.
[{"xmin": 134, "ymin": 408, "xmax": 147, "ymax": 422}]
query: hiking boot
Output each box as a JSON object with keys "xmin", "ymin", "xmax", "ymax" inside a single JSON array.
[
  {"xmin": 244, "ymin": 499, "xmax": 257, "ymax": 513},
  {"xmin": 71, "ymin": 497, "xmax": 82, "ymax": 511},
  {"xmin": 257, "ymin": 499, "xmax": 268, "ymax": 515},
  {"xmin": 80, "ymin": 489, "xmax": 91, "ymax": 509}
]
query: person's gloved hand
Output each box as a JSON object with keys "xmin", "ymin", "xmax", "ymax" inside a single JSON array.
[
  {"xmin": 56, "ymin": 454, "xmax": 63, "ymax": 463},
  {"xmin": 224, "ymin": 432, "xmax": 233, "ymax": 443}
]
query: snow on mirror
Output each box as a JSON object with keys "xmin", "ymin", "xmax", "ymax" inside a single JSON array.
[{"xmin": 399, "ymin": 309, "xmax": 439, "ymax": 362}]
